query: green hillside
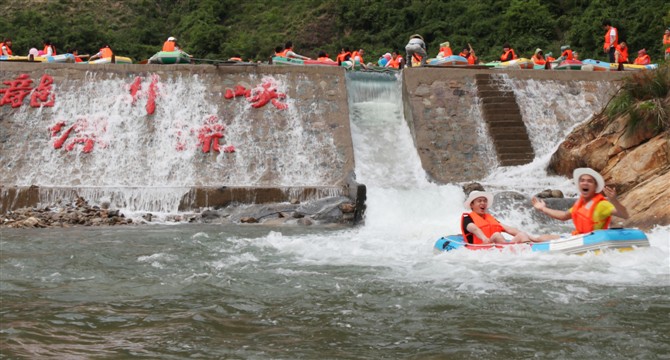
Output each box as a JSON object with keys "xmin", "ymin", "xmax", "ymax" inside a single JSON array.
[{"xmin": 1, "ymin": 0, "xmax": 669, "ymax": 63}]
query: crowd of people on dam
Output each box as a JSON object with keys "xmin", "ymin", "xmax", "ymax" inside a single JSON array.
[{"xmin": 2, "ymin": 20, "xmax": 668, "ymax": 67}]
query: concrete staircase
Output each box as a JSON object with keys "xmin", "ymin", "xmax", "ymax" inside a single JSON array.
[{"xmin": 475, "ymin": 73, "xmax": 535, "ymax": 166}]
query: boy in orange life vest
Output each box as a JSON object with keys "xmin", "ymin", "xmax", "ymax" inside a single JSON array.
[
  {"xmin": 532, "ymin": 168, "xmax": 630, "ymax": 237},
  {"xmin": 664, "ymin": 28, "xmax": 670, "ymax": 61},
  {"xmin": 462, "ymin": 191, "xmax": 549, "ymax": 245}
]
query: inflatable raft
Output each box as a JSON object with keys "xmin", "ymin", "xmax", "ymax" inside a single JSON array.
[
  {"xmin": 485, "ymin": 58, "xmax": 534, "ymax": 69},
  {"xmin": 272, "ymin": 56, "xmax": 338, "ymax": 66},
  {"xmin": 81, "ymin": 56, "xmax": 133, "ymax": 64},
  {"xmin": 581, "ymin": 59, "xmax": 658, "ymax": 71},
  {"xmin": 433, "ymin": 228, "xmax": 649, "ymax": 255},
  {"xmin": 427, "ymin": 55, "xmax": 470, "ymax": 66},
  {"xmin": 148, "ymin": 51, "xmax": 191, "ymax": 64},
  {"xmin": 0, "ymin": 55, "xmax": 47, "ymax": 62},
  {"xmin": 554, "ymin": 59, "xmax": 583, "ymax": 70},
  {"xmin": 1, "ymin": 54, "xmax": 82, "ymax": 63}
]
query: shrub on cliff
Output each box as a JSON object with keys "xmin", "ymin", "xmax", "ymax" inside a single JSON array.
[{"xmin": 607, "ymin": 64, "xmax": 670, "ymax": 138}]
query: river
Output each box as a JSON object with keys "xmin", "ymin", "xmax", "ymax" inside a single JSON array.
[{"xmin": 1, "ymin": 72, "xmax": 669, "ymax": 359}]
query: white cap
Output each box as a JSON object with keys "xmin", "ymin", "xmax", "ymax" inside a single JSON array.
[{"xmin": 167, "ymin": 36, "xmax": 176, "ymax": 41}]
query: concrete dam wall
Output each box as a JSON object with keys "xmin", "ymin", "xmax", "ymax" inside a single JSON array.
[{"xmin": 0, "ymin": 62, "xmax": 629, "ymax": 214}]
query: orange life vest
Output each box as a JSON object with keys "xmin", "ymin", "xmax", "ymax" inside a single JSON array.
[
  {"xmin": 459, "ymin": 51, "xmax": 476, "ymax": 65},
  {"xmin": 336, "ymin": 51, "xmax": 351, "ymax": 64},
  {"xmin": 604, "ymin": 26, "xmax": 618, "ymax": 50},
  {"xmin": 461, "ymin": 212, "xmax": 505, "ymax": 244},
  {"xmin": 351, "ymin": 51, "xmax": 364, "ymax": 64},
  {"xmin": 44, "ymin": 45, "xmax": 56, "ymax": 55},
  {"xmin": 532, "ymin": 54, "xmax": 546, "ymax": 65},
  {"xmin": 633, "ymin": 54, "xmax": 650, "ymax": 65},
  {"xmin": 664, "ymin": 34, "xmax": 670, "ymax": 53},
  {"xmin": 546, "ymin": 56, "xmax": 556, "ymax": 62},
  {"xmin": 317, "ymin": 56, "xmax": 332, "ymax": 62},
  {"xmin": 277, "ymin": 48, "xmax": 290, "ymax": 57},
  {"xmin": 501, "ymin": 49, "xmax": 517, "ymax": 61},
  {"xmin": 570, "ymin": 194, "xmax": 611, "ymax": 235},
  {"xmin": 615, "ymin": 45, "xmax": 628, "ymax": 63},
  {"xmin": 0, "ymin": 42, "xmax": 11, "ymax": 55},
  {"xmin": 561, "ymin": 49, "xmax": 574, "ymax": 60},
  {"xmin": 100, "ymin": 47, "xmax": 113, "ymax": 58},
  {"xmin": 228, "ymin": 57, "xmax": 243, "ymax": 62},
  {"xmin": 162, "ymin": 41, "xmax": 176, "ymax": 52},
  {"xmin": 439, "ymin": 46, "xmax": 453, "ymax": 57},
  {"xmin": 387, "ymin": 56, "xmax": 402, "ymax": 68}
]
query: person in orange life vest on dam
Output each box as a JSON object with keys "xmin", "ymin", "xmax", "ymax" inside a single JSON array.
[
  {"xmin": 278, "ymin": 41, "xmax": 310, "ymax": 60},
  {"xmin": 532, "ymin": 168, "xmax": 630, "ymax": 238},
  {"xmin": 459, "ymin": 44, "xmax": 478, "ymax": 65},
  {"xmin": 405, "ymin": 34, "xmax": 427, "ymax": 67},
  {"xmin": 461, "ymin": 191, "xmax": 551, "ymax": 245},
  {"xmin": 602, "ymin": 19, "xmax": 619, "ymax": 63},
  {"xmin": 88, "ymin": 44, "xmax": 114, "ymax": 61},
  {"xmin": 633, "ymin": 48, "xmax": 651, "ymax": 65},
  {"xmin": 437, "ymin": 41, "xmax": 453, "ymax": 59},
  {"xmin": 500, "ymin": 43, "xmax": 517, "ymax": 62},
  {"xmin": 531, "ymin": 48, "xmax": 546, "ymax": 65},
  {"xmin": 163, "ymin": 36, "xmax": 181, "ymax": 52},
  {"xmin": 0, "ymin": 38, "xmax": 13, "ymax": 56}
]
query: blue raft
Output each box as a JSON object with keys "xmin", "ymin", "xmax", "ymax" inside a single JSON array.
[{"xmin": 434, "ymin": 228, "xmax": 649, "ymax": 255}]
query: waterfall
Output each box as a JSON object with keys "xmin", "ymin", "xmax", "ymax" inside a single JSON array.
[{"xmin": 1, "ymin": 71, "xmax": 346, "ymax": 212}]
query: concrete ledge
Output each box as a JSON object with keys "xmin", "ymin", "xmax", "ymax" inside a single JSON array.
[{"xmin": 0, "ymin": 185, "xmax": 361, "ymax": 214}]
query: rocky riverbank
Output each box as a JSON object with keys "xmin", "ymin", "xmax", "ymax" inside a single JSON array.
[
  {"xmin": 548, "ymin": 112, "xmax": 669, "ymax": 230},
  {"xmin": 1, "ymin": 196, "xmax": 359, "ymax": 229}
]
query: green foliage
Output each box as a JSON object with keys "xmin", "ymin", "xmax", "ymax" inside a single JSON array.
[
  {"xmin": 607, "ymin": 64, "xmax": 670, "ymax": 136},
  {"xmin": 0, "ymin": 0, "xmax": 669, "ymax": 62}
]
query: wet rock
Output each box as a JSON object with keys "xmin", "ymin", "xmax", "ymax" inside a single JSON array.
[
  {"xmin": 463, "ymin": 182, "xmax": 485, "ymax": 194},
  {"xmin": 240, "ymin": 217, "xmax": 258, "ymax": 223}
]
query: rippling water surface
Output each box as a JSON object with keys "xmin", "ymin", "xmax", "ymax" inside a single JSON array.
[{"xmin": 1, "ymin": 225, "xmax": 669, "ymax": 359}]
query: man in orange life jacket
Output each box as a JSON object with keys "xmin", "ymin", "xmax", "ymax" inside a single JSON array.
[
  {"xmin": 88, "ymin": 45, "xmax": 114, "ymax": 61},
  {"xmin": 459, "ymin": 44, "xmax": 478, "ymax": 65},
  {"xmin": 500, "ymin": 43, "xmax": 517, "ymax": 62},
  {"xmin": 163, "ymin": 36, "xmax": 181, "ymax": 52},
  {"xmin": 461, "ymin": 191, "xmax": 549, "ymax": 245},
  {"xmin": 602, "ymin": 20, "xmax": 618, "ymax": 63},
  {"xmin": 532, "ymin": 168, "xmax": 629, "ymax": 237}
]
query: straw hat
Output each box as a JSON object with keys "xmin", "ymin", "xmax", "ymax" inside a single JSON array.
[
  {"xmin": 410, "ymin": 34, "xmax": 424, "ymax": 41},
  {"xmin": 535, "ymin": 48, "xmax": 542, "ymax": 54},
  {"xmin": 440, "ymin": 41, "xmax": 450, "ymax": 47},
  {"xmin": 463, "ymin": 191, "xmax": 493, "ymax": 209},
  {"xmin": 573, "ymin": 168, "xmax": 605, "ymax": 193}
]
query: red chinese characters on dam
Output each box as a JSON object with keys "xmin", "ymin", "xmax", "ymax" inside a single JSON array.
[
  {"xmin": 0, "ymin": 74, "xmax": 55, "ymax": 108},
  {"xmin": 128, "ymin": 75, "xmax": 158, "ymax": 115},
  {"xmin": 195, "ymin": 115, "xmax": 235, "ymax": 153},
  {"xmin": 50, "ymin": 117, "xmax": 108, "ymax": 153},
  {"xmin": 224, "ymin": 77, "xmax": 288, "ymax": 110}
]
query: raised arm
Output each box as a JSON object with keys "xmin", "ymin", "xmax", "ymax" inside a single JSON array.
[
  {"xmin": 603, "ymin": 186, "xmax": 629, "ymax": 219},
  {"xmin": 532, "ymin": 197, "xmax": 572, "ymax": 221}
]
